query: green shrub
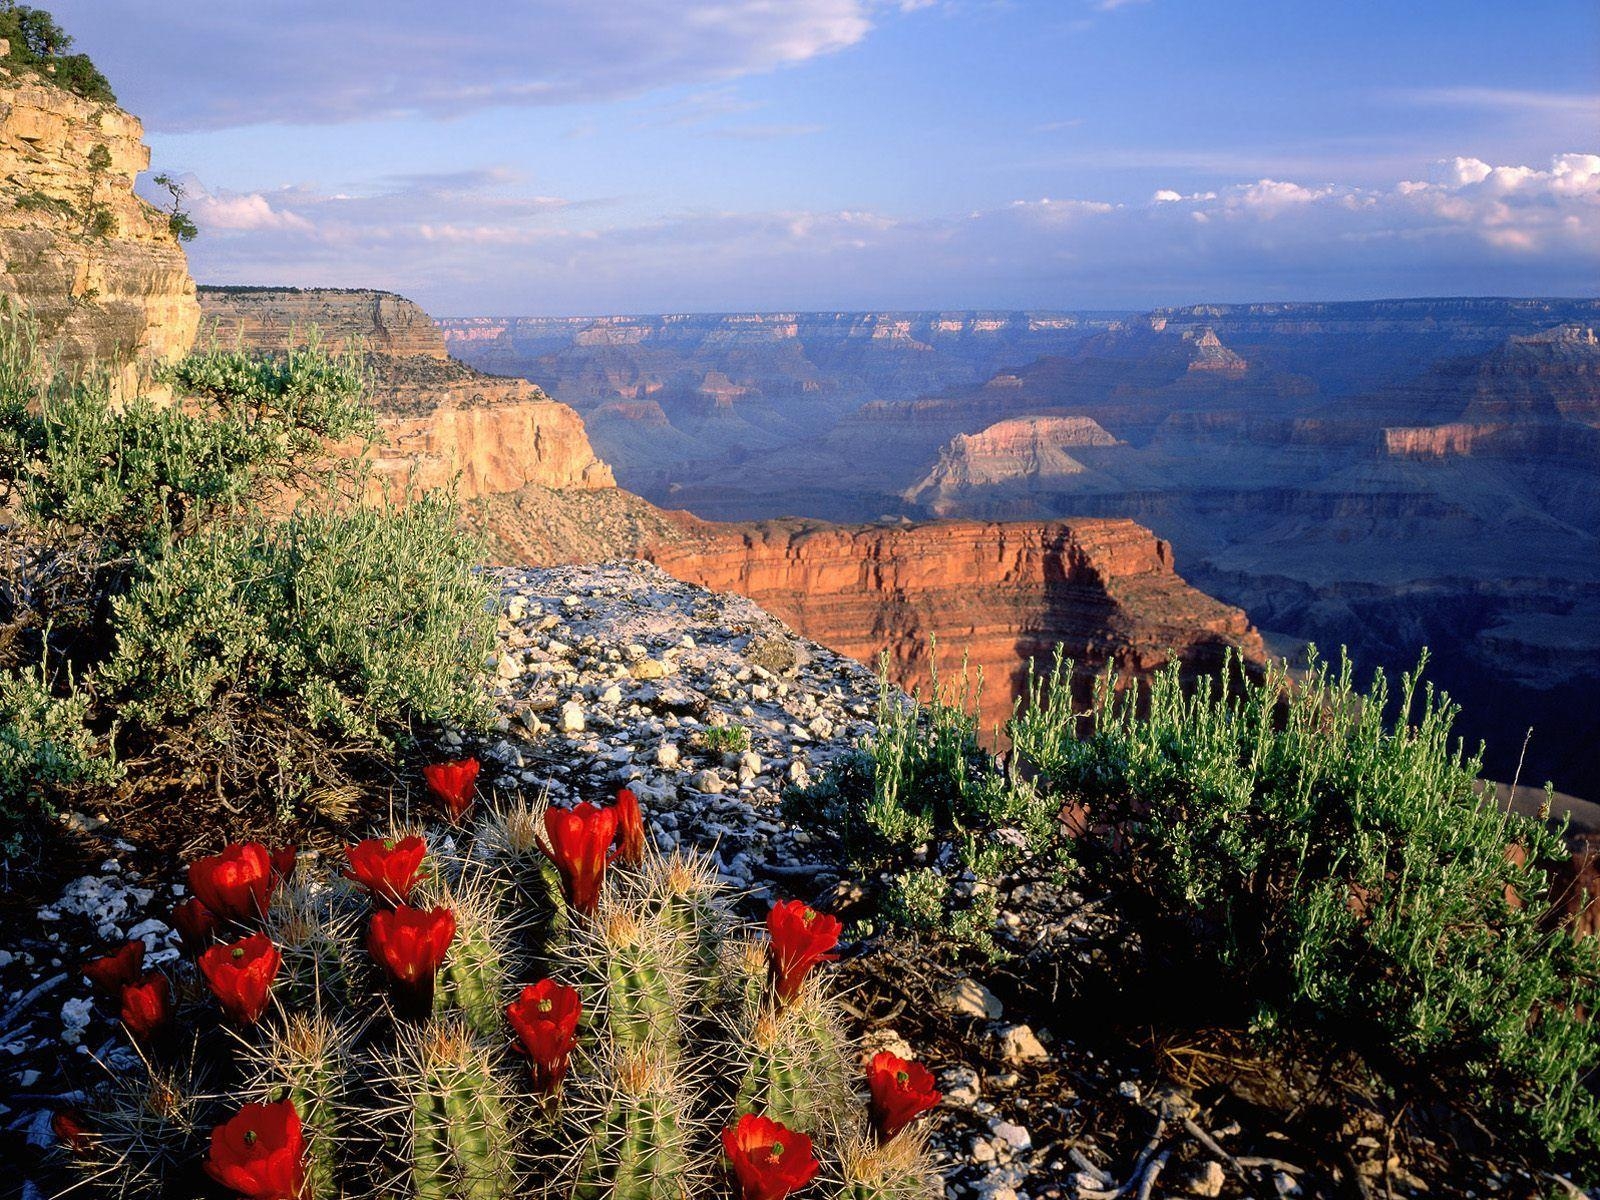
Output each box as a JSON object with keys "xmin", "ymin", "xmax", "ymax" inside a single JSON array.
[
  {"xmin": 700, "ymin": 722, "xmax": 750, "ymax": 753},
  {"xmin": 0, "ymin": 309, "xmax": 493, "ymax": 850},
  {"xmin": 0, "ymin": 659, "xmax": 117, "ymax": 854},
  {"xmin": 785, "ymin": 662, "xmax": 1068, "ymax": 957},
  {"xmin": 102, "ymin": 495, "xmax": 495, "ymax": 740},
  {"xmin": 9, "ymin": 340, "xmax": 374, "ymax": 560},
  {"xmin": 1016, "ymin": 648, "xmax": 1600, "ymax": 1162}
]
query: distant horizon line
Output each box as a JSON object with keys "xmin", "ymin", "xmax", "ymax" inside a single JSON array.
[
  {"xmin": 430, "ymin": 293, "xmax": 1600, "ymax": 322},
  {"xmin": 191, "ymin": 282, "xmax": 1600, "ymax": 323}
]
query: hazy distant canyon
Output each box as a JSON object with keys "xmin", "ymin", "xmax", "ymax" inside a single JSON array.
[{"xmin": 442, "ymin": 300, "xmax": 1600, "ymax": 799}]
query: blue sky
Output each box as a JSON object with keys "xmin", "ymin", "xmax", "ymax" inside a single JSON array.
[{"xmin": 50, "ymin": 0, "xmax": 1600, "ymax": 315}]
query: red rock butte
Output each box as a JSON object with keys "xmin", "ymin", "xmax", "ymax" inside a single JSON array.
[{"xmin": 642, "ymin": 515, "xmax": 1264, "ymax": 734}]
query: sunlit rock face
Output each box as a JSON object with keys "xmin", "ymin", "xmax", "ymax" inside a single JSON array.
[
  {"xmin": 641, "ymin": 515, "xmax": 1264, "ymax": 735},
  {"xmin": 197, "ymin": 287, "xmax": 615, "ymax": 500},
  {"xmin": 903, "ymin": 416, "xmax": 1121, "ymax": 515},
  {"xmin": 0, "ymin": 76, "xmax": 199, "ymax": 397}
]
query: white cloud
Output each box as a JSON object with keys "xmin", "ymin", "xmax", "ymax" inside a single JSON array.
[
  {"xmin": 51, "ymin": 0, "xmax": 887, "ymax": 130},
  {"xmin": 1396, "ymin": 86, "xmax": 1600, "ymax": 116},
  {"xmin": 189, "ymin": 190, "xmax": 314, "ymax": 233},
  {"xmin": 1231, "ymin": 179, "xmax": 1335, "ymax": 211},
  {"xmin": 174, "ymin": 151, "xmax": 1600, "ymax": 313},
  {"xmin": 1005, "ymin": 197, "xmax": 1118, "ymax": 220}
]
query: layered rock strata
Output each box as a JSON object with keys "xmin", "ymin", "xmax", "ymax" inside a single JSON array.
[
  {"xmin": 196, "ymin": 287, "xmax": 614, "ymax": 499},
  {"xmin": 0, "ymin": 76, "xmax": 198, "ymax": 395},
  {"xmin": 197, "ymin": 286, "xmax": 449, "ymax": 359},
  {"xmin": 642, "ymin": 516, "xmax": 1264, "ymax": 734}
]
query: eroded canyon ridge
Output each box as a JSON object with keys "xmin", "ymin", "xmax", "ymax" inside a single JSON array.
[
  {"xmin": 440, "ymin": 303, "xmax": 1600, "ymax": 799},
  {"xmin": 190, "ymin": 289, "xmax": 1259, "ymax": 739}
]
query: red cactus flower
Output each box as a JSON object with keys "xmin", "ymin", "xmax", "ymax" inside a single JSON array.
[
  {"xmin": 866, "ymin": 1051, "xmax": 942, "ymax": 1142},
  {"xmin": 173, "ymin": 898, "xmax": 221, "ymax": 955},
  {"xmin": 118, "ymin": 972, "xmax": 172, "ymax": 1042},
  {"xmin": 721, "ymin": 1113, "xmax": 819, "ymax": 1200},
  {"xmin": 542, "ymin": 801, "xmax": 618, "ymax": 917},
  {"xmin": 342, "ymin": 836, "xmax": 428, "ymax": 906},
  {"xmin": 83, "ymin": 940, "xmax": 144, "ymax": 1000},
  {"xmin": 423, "ymin": 758, "xmax": 479, "ymax": 823},
  {"xmin": 204, "ymin": 1099, "xmax": 306, "ymax": 1200},
  {"xmin": 614, "ymin": 787, "xmax": 646, "ymax": 867},
  {"xmin": 506, "ymin": 979, "xmax": 582, "ymax": 1093},
  {"xmin": 189, "ymin": 842, "xmax": 274, "ymax": 925},
  {"xmin": 766, "ymin": 900, "xmax": 841, "ymax": 1005},
  {"xmin": 199, "ymin": 934, "xmax": 282, "ymax": 1026},
  {"xmin": 368, "ymin": 905, "xmax": 456, "ymax": 1019},
  {"xmin": 270, "ymin": 845, "xmax": 298, "ymax": 888},
  {"xmin": 52, "ymin": 1109, "xmax": 92, "ymax": 1155}
]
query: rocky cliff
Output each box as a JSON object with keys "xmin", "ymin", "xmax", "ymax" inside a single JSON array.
[
  {"xmin": 196, "ymin": 287, "xmax": 615, "ymax": 499},
  {"xmin": 197, "ymin": 286, "xmax": 449, "ymax": 359},
  {"xmin": 641, "ymin": 515, "xmax": 1264, "ymax": 734},
  {"xmin": 0, "ymin": 75, "xmax": 198, "ymax": 395}
]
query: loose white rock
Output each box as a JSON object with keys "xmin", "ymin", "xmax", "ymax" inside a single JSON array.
[
  {"xmin": 940, "ymin": 977, "xmax": 1005, "ymax": 1020},
  {"xmin": 996, "ymin": 1024, "xmax": 1048, "ymax": 1063}
]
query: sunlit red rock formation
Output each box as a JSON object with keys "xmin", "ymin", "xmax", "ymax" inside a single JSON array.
[
  {"xmin": 0, "ymin": 76, "xmax": 199, "ymax": 397},
  {"xmin": 641, "ymin": 515, "xmax": 1264, "ymax": 733}
]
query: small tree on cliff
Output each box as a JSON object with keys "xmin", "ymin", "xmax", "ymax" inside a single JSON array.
[{"xmin": 152, "ymin": 172, "xmax": 199, "ymax": 242}]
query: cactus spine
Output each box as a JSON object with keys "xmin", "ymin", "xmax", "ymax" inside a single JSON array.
[
  {"xmin": 435, "ymin": 873, "xmax": 514, "ymax": 1036},
  {"xmin": 404, "ymin": 1020, "xmax": 516, "ymax": 1200},
  {"xmin": 573, "ymin": 1046, "xmax": 695, "ymax": 1200}
]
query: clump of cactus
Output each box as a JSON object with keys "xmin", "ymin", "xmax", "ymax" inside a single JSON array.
[{"xmin": 60, "ymin": 775, "xmax": 942, "ymax": 1200}]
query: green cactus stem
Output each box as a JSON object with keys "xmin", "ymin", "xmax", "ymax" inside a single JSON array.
[
  {"xmin": 408, "ymin": 1021, "xmax": 516, "ymax": 1200},
  {"xmin": 573, "ymin": 1048, "xmax": 694, "ymax": 1200}
]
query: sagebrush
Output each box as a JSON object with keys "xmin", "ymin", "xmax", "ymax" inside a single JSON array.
[
  {"xmin": 1015, "ymin": 647, "xmax": 1600, "ymax": 1164},
  {"xmin": 784, "ymin": 660, "xmax": 1068, "ymax": 957},
  {"xmin": 0, "ymin": 310, "xmax": 494, "ymax": 852}
]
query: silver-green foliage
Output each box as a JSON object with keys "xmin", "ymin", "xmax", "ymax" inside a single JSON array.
[
  {"xmin": 784, "ymin": 661, "xmax": 1067, "ymax": 956},
  {"xmin": 0, "ymin": 308, "xmax": 493, "ymax": 846},
  {"xmin": 101, "ymin": 494, "xmax": 494, "ymax": 737},
  {"xmin": 1014, "ymin": 647, "xmax": 1600, "ymax": 1162},
  {"xmin": 0, "ymin": 659, "xmax": 117, "ymax": 853}
]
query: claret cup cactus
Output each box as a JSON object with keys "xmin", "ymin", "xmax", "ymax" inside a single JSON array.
[{"xmin": 61, "ymin": 782, "xmax": 941, "ymax": 1200}]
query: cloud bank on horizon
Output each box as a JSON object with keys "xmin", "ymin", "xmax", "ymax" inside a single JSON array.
[{"xmin": 48, "ymin": 0, "xmax": 1600, "ymax": 314}]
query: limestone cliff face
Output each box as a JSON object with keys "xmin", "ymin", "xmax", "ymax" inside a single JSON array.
[
  {"xmin": 904, "ymin": 416, "xmax": 1120, "ymax": 514},
  {"xmin": 642, "ymin": 515, "xmax": 1264, "ymax": 733},
  {"xmin": 196, "ymin": 287, "xmax": 615, "ymax": 499},
  {"xmin": 368, "ymin": 375, "xmax": 616, "ymax": 498},
  {"xmin": 197, "ymin": 287, "xmax": 449, "ymax": 359},
  {"xmin": 0, "ymin": 76, "xmax": 198, "ymax": 395}
]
